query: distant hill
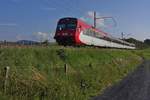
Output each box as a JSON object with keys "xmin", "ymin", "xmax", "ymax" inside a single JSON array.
[{"xmin": 16, "ymin": 40, "xmax": 39, "ymax": 45}]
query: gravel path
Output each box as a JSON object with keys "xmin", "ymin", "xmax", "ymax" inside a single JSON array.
[{"xmin": 93, "ymin": 60, "xmax": 150, "ymax": 100}]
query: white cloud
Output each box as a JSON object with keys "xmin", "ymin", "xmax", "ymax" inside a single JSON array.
[
  {"xmin": 33, "ymin": 31, "xmax": 56, "ymax": 42},
  {"xmin": 33, "ymin": 32, "xmax": 49, "ymax": 42},
  {"xmin": 15, "ymin": 32, "xmax": 55, "ymax": 42},
  {"xmin": 49, "ymin": 32, "xmax": 55, "ymax": 42},
  {"xmin": 87, "ymin": 11, "xmax": 94, "ymax": 18}
]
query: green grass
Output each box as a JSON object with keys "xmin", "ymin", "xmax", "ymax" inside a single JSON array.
[{"xmin": 0, "ymin": 46, "xmax": 149, "ymax": 100}]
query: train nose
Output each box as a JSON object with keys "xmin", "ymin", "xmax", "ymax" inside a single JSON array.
[{"xmin": 55, "ymin": 35, "xmax": 75, "ymax": 46}]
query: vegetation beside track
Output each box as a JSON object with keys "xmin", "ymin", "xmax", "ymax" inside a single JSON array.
[{"xmin": 0, "ymin": 46, "xmax": 150, "ymax": 100}]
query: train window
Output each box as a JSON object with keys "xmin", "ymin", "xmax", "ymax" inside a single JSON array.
[
  {"xmin": 83, "ymin": 29, "xmax": 87, "ymax": 35},
  {"xmin": 57, "ymin": 24, "xmax": 66, "ymax": 30},
  {"xmin": 67, "ymin": 24, "xmax": 76, "ymax": 29},
  {"xmin": 83, "ymin": 28, "xmax": 98, "ymax": 37},
  {"xmin": 57, "ymin": 23, "xmax": 77, "ymax": 30},
  {"xmin": 83, "ymin": 28, "xmax": 105, "ymax": 39}
]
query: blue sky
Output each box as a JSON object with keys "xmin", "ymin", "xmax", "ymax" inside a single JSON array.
[{"xmin": 0, "ymin": 0, "xmax": 150, "ymax": 41}]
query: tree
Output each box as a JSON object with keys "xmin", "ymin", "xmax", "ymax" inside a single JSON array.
[{"xmin": 144, "ymin": 39, "xmax": 150, "ymax": 46}]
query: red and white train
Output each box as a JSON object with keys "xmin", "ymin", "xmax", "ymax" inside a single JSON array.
[{"xmin": 54, "ymin": 17, "xmax": 135, "ymax": 49}]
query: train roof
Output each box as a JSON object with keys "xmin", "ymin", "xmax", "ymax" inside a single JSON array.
[{"xmin": 59, "ymin": 17, "xmax": 77, "ymax": 21}]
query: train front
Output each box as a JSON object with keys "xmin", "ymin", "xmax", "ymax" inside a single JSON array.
[{"xmin": 54, "ymin": 18, "xmax": 78, "ymax": 46}]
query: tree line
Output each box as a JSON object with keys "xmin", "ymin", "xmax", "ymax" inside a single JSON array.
[{"xmin": 124, "ymin": 38, "xmax": 150, "ymax": 49}]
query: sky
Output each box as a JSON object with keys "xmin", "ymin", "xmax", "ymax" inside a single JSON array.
[{"xmin": 0, "ymin": 0, "xmax": 150, "ymax": 41}]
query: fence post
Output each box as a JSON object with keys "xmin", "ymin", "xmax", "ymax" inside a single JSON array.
[
  {"xmin": 4, "ymin": 66, "xmax": 10, "ymax": 94},
  {"xmin": 64, "ymin": 64, "xmax": 67, "ymax": 74}
]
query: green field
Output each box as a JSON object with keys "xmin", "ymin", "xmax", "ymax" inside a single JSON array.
[{"xmin": 0, "ymin": 46, "xmax": 150, "ymax": 100}]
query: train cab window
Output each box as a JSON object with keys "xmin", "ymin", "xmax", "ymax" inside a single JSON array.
[
  {"xmin": 57, "ymin": 23, "xmax": 76, "ymax": 30},
  {"xmin": 67, "ymin": 23, "xmax": 76, "ymax": 30},
  {"xmin": 57, "ymin": 24, "xmax": 66, "ymax": 30}
]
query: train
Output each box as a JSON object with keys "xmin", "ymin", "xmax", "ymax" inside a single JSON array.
[{"xmin": 54, "ymin": 17, "xmax": 135, "ymax": 49}]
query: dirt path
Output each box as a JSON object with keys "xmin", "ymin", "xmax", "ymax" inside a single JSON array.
[{"xmin": 93, "ymin": 60, "xmax": 150, "ymax": 100}]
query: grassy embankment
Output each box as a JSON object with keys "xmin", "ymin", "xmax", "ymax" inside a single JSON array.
[{"xmin": 0, "ymin": 46, "xmax": 150, "ymax": 100}]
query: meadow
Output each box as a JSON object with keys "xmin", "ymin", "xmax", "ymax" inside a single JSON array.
[{"xmin": 0, "ymin": 46, "xmax": 149, "ymax": 100}]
